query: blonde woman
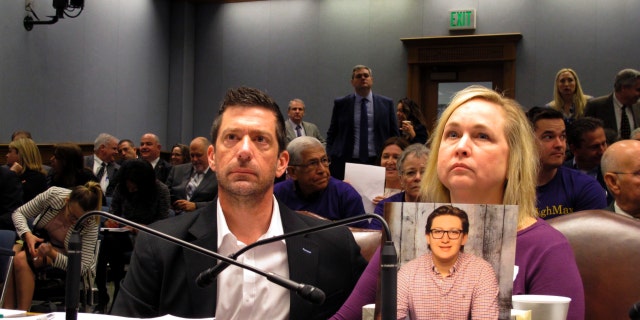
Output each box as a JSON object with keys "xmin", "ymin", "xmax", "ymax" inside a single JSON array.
[
  {"xmin": 4, "ymin": 181, "xmax": 102, "ymax": 311},
  {"xmin": 546, "ymin": 68, "xmax": 592, "ymax": 122},
  {"xmin": 420, "ymin": 85, "xmax": 584, "ymax": 320},
  {"xmin": 6, "ymin": 138, "xmax": 47, "ymax": 203}
]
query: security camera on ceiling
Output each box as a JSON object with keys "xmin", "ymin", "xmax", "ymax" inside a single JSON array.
[{"xmin": 24, "ymin": 0, "xmax": 85, "ymax": 31}]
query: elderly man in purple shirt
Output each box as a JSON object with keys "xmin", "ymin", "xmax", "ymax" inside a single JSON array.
[{"xmin": 274, "ymin": 136, "xmax": 374, "ymax": 229}]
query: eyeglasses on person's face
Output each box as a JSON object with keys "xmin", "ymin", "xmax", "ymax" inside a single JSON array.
[
  {"xmin": 290, "ymin": 157, "xmax": 331, "ymax": 171},
  {"xmin": 403, "ymin": 168, "xmax": 425, "ymax": 179},
  {"xmin": 429, "ymin": 229, "xmax": 463, "ymax": 240},
  {"xmin": 612, "ymin": 171, "xmax": 640, "ymax": 177}
]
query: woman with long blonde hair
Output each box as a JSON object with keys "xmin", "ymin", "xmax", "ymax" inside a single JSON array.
[
  {"xmin": 546, "ymin": 68, "xmax": 592, "ymax": 122},
  {"xmin": 6, "ymin": 138, "xmax": 47, "ymax": 202},
  {"xmin": 420, "ymin": 85, "xmax": 584, "ymax": 320}
]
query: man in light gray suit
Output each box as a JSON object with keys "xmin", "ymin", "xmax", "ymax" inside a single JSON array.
[
  {"xmin": 284, "ymin": 98, "xmax": 326, "ymax": 147},
  {"xmin": 166, "ymin": 136, "xmax": 217, "ymax": 213},
  {"xmin": 84, "ymin": 133, "xmax": 119, "ymax": 197}
]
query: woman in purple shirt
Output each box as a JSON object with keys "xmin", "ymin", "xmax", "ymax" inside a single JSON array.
[
  {"xmin": 421, "ymin": 86, "xmax": 584, "ymax": 320},
  {"xmin": 333, "ymin": 86, "xmax": 584, "ymax": 320}
]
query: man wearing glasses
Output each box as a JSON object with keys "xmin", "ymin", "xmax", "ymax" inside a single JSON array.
[
  {"xmin": 274, "ymin": 136, "xmax": 372, "ymax": 228},
  {"xmin": 601, "ymin": 139, "xmax": 640, "ymax": 219},
  {"xmin": 326, "ymin": 65, "xmax": 399, "ymax": 180}
]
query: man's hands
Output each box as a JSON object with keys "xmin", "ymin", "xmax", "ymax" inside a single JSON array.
[{"xmin": 173, "ymin": 200, "xmax": 196, "ymax": 212}]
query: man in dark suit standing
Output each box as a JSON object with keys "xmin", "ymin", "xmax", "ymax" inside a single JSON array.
[
  {"xmin": 166, "ymin": 136, "xmax": 218, "ymax": 213},
  {"xmin": 139, "ymin": 133, "xmax": 172, "ymax": 184},
  {"xmin": 112, "ymin": 87, "xmax": 367, "ymax": 319},
  {"xmin": 84, "ymin": 133, "xmax": 120, "ymax": 198},
  {"xmin": 327, "ymin": 65, "xmax": 399, "ymax": 180},
  {"xmin": 585, "ymin": 68, "xmax": 640, "ymax": 139}
]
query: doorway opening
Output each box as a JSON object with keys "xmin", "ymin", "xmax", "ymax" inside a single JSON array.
[{"xmin": 401, "ymin": 33, "xmax": 522, "ymax": 133}]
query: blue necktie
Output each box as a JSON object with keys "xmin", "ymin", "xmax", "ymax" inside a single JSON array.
[
  {"xmin": 295, "ymin": 125, "xmax": 302, "ymax": 137},
  {"xmin": 359, "ymin": 98, "xmax": 369, "ymax": 162},
  {"xmin": 186, "ymin": 172, "xmax": 202, "ymax": 201}
]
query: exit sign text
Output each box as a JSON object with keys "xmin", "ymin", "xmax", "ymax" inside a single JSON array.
[{"xmin": 449, "ymin": 10, "xmax": 476, "ymax": 30}]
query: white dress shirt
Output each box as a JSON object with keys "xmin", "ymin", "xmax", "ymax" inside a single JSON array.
[
  {"xmin": 92, "ymin": 155, "xmax": 109, "ymax": 192},
  {"xmin": 613, "ymin": 201, "xmax": 637, "ymax": 220},
  {"xmin": 215, "ymin": 197, "xmax": 289, "ymax": 320},
  {"xmin": 149, "ymin": 157, "xmax": 160, "ymax": 168}
]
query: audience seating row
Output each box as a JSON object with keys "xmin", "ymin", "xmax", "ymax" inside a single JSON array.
[{"xmin": 548, "ymin": 210, "xmax": 640, "ymax": 320}]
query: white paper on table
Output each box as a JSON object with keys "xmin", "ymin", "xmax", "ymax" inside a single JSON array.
[
  {"xmin": 0, "ymin": 308, "xmax": 27, "ymax": 317},
  {"xmin": 41, "ymin": 312, "xmax": 214, "ymax": 319},
  {"xmin": 344, "ymin": 163, "xmax": 385, "ymax": 214}
]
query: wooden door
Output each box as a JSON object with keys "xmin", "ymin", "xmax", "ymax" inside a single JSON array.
[{"xmin": 402, "ymin": 34, "xmax": 522, "ymax": 133}]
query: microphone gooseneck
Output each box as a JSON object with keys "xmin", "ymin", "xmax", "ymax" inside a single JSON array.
[
  {"xmin": 69, "ymin": 211, "xmax": 327, "ymax": 309},
  {"xmin": 195, "ymin": 213, "xmax": 397, "ymax": 320},
  {"xmin": 196, "ymin": 213, "xmax": 393, "ymax": 287}
]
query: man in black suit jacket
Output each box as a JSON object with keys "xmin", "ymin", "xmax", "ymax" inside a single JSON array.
[
  {"xmin": 116, "ymin": 139, "xmax": 138, "ymax": 165},
  {"xmin": 327, "ymin": 65, "xmax": 399, "ymax": 179},
  {"xmin": 166, "ymin": 137, "xmax": 218, "ymax": 213},
  {"xmin": 140, "ymin": 133, "xmax": 172, "ymax": 184},
  {"xmin": 84, "ymin": 133, "xmax": 120, "ymax": 197},
  {"xmin": 585, "ymin": 68, "xmax": 640, "ymax": 139},
  {"xmin": 563, "ymin": 117, "xmax": 611, "ymax": 203},
  {"xmin": 112, "ymin": 87, "xmax": 367, "ymax": 319}
]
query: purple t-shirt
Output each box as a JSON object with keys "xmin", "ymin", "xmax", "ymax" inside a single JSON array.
[
  {"xmin": 536, "ymin": 166, "xmax": 607, "ymax": 219},
  {"xmin": 374, "ymin": 191, "xmax": 405, "ymax": 215},
  {"xmin": 273, "ymin": 176, "xmax": 372, "ymax": 228},
  {"xmin": 514, "ymin": 218, "xmax": 585, "ymax": 320}
]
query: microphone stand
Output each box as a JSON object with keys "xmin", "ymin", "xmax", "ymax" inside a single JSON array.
[
  {"xmin": 65, "ymin": 231, "xmax": 81, "ymax": 320},
  {"xmin": 196, "ymin": 213, "xmax": 397, "ymax": 320},
  {"xmin": 65, "ymin": 211, "xmax": 331, "ymax": 320}
]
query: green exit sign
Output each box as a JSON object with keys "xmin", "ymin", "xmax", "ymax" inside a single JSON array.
[{"xmin": 449, "ymin": 10, "xmax": 476, "ymax": 30}]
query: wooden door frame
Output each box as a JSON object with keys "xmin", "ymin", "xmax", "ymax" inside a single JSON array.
[{"xmin": 401, "ymin": 33, "xmax": 522, "ymax": 132}]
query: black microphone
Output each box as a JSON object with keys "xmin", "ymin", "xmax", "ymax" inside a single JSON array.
[
  {"xmin": 67, "ymin": 211, "xmax": 326, "ymax": 309},
  {"xmin": 64, "ymin": 230, "xmax": 81, "ymax": 320},
  {"xmin": 630, "ymin": 301, "xmax": 640, "ymax": 320},
  {"xmin": 380, "ymin": 241, "xmax": 397, "ymax": 320},
  {"xmin": 195, "ymin": 213, "xmax": 397, "ymax": 320}
]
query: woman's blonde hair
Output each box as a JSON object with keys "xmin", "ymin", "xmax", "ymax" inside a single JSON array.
[
  {"xmin": 550, "ymin": 68, "xmax": 588, "ymax": 118},
  {"xmin": 8, "ymin": 138, "xmax": 45, "ymax": 175},
  {"xmin": 68, "ymin": 181, "xmax": 103, "ymax": 224},
  {"xmin": 419, "ymin": 85, "xmax": 539, "ymax": 228}
]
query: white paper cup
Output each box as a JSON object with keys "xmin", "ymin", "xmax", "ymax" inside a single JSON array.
[
  {"xmin": 362, "ymin": 303, "xmax": 375, "ymax": 320},
  {"xmin": 512, "ymin": 295, "xmax": 571, "ymax": 320}
]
